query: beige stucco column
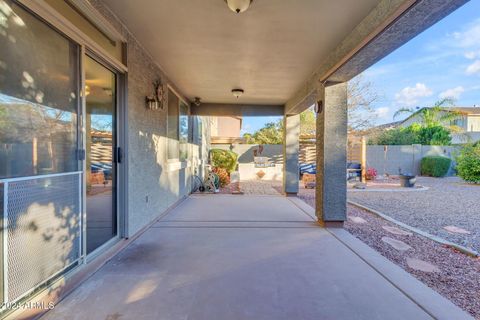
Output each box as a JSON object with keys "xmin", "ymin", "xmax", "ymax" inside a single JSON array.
[
  {"xmin": 315, "ymin": 82, "xmax": 347, "ymax": 226},
  {"xmin": 283, "ymin": 113, "xmax": 300, "ymax": 195}
]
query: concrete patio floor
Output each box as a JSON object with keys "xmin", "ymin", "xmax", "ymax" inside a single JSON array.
[{"xmin": 42, "ymin": 195, "xmax": 471, "ymax": 320}]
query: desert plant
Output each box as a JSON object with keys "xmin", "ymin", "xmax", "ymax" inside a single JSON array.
[
  {"xmin": 456, "ymin": 144, "xmax": 480, "ymax": 183},
  {"xmin": 365, "ymin": 167, "xmax": 377, "ymax": 180},
  {"xmin": 421, "ymin": 156, "xmax": 452, "ymax": 177},
  {"xmin": 210, "ymin": 149, "xmax": 238, "ymax": 173},
  {"xmin": 212, "ymin": 167, "xmax": 230, "ymax": 187}
]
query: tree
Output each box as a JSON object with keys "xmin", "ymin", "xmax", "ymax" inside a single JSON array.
[
  {"xmin": 242, "ymin": 121, "xmax": 283, "ymax": 144},
  {"xmin": 347, "ymin": 75, "xmax": 380, "ymax": 132},
  {"xmin": 393, "ymin": 98, "xmax": 462, "ymax": 132},
  {"xmin": 300, "ymin": 107, "xmax": 316, "ymax": 136}
]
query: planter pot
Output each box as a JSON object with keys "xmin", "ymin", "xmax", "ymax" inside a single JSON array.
[{"xmin": 399, "ymin": 174, "xmax": 416, "ymax": 188}]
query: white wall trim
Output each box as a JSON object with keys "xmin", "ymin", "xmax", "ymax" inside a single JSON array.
[{"xmin": 66, "ymin": 0, "xmax": 126, "ymax": 42}]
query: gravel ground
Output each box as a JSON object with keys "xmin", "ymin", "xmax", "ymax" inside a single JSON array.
[
  {"xmin": 348, "ymin": 176, "xmax": 480, "ymax": 253},
  {"xmin": 296, "ymin": 189, "xmax": 480, "ymax": 319}
]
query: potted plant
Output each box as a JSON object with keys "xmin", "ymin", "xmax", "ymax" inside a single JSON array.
[{"xmin": 365, "ymin": 167, "xmax": 377, "ymax": 181}]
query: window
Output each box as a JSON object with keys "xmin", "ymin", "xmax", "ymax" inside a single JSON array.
[
  {"xmin": 167, "ymin": 89, "xmax": 179, "ymax": 160},
  {"xmin": 0, "ymin": 0, "xmax": 80, "ymax": 179},
  {"xmin": 179, "ymin": 102, "xmax": 189, "ymax": 161},
  {"xmin": 167, "ymin": 88, "xmax": 189, "ymax": 161}
]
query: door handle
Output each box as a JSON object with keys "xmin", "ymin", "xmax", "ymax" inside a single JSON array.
[{"xmin": 116, "ymin": 147, "xmax": 123, "ymax": 164}]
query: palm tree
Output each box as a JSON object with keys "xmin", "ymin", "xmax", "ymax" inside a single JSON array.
[{"xmin": 393, "ymin": 98, "xmax": 464, "ymax": 133}]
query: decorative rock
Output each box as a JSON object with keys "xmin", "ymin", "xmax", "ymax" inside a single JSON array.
[
  {"xmin": 382, "ymin": 226, "xmax": 413, "ymax": 236},
  {"xmin": 443, "ymin": 226, "xmax": 471, "ymax": 234},
  {"xmin": 406, "ymin": 258, "xmax": 440, "ymax": 273},
  {"xmin": 381, "ymin": 237, "xmax": 412, "ymax": 251},
  {"xmin": 349, "ymin": 216, "xmax": 367, "ymax": 224}
]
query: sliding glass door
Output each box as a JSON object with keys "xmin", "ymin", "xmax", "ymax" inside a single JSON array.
[
  {"xmin": 84, "ymin": 56, "xmax": 118, "ymax": 254},
  {"xmin": 0, "ymin": 0, "xmax": 81, "ymax": 303}
]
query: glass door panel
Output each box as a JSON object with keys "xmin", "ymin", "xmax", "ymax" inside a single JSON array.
[{"xmin": 85, "ymin": 56, "xmax": 117, "ymax": 254}]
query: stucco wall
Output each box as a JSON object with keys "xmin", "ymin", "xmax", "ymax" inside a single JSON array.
[
  {"xmin": 89, "ymin": 0, "xmax": 210, "ymax": 236},
  {"xmin": 213, "ymin": 144, "xmax": 284, "ymax": 181},
  {"xmin": 213, "ymin": 144, "xmax": 284, "ymax": 164}
]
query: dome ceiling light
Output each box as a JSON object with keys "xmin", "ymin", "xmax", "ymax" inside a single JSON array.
[
  {"xmin": 232, "ymin": 88, "xmax": 244, "ymax": 99},
  {"xmin": 225, "ymin": 0, "xmax": 253, "ymax": 14}
]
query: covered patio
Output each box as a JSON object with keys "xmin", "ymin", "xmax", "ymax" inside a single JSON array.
[
  {"xmin": 41, "ymin": 195, "xmax": 469, "ymax": 320},
  {"xmin": 0, "ymin": 0, "xmax": 474, "ymax": 319}
]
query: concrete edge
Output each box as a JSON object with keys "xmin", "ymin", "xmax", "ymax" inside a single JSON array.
[
  {"xmin": 288, "ymin": 196, "xmax": 473, "ymax": 319},
  {"xmin": 285, "ymin": 196, "xmax": 317, "ymax": 221},
  {"xmin": 348, "ymin": 186, "xmax": 430, "ymax": 192},
  {"xmin": 327, "ymin": 227, "xmax": 474, "ymax": 320},
  {"xmin": 10, "ymin": 195, "xmax": 189, "ymax": 320},
  {"xmin": 348, "ymin": 200, "xmax": 479, "ymax": 257}
]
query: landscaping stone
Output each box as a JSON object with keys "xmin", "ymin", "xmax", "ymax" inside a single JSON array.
[
  {"xmin": 347, "ymin": 176, "xmax": 480, "ymax": 253},
  {"xmin": 443, "ymin": 226, "xmax": 471, "ymax": 235},
  {"xmin": 381, "ymin": 237, "xmax": 412, "ymax": 251},
  {"xmin": 406, "ymin": 257, "xmax": 440, "ymax": 273},
  {"xmin": 349, "ymin": 216, "xmax": 367, "ymax": 224},
  {"xmin": 382, "ymin": 226, "xmax": 412, "ymax": 236}
]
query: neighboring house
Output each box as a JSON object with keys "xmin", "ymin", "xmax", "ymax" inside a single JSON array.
[
  {"xmin": 361, "ymin": 107, "xmax": 480, "ymax": 144},
  {"xmin": 210, "ymin": 116, "xmax": 245, "ymax": 144},
  {"xmin": 400, "ymin": 106, "xmax": 480, "ymax": 143}
]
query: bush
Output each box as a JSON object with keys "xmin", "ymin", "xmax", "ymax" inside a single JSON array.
[
  {"xmin": 368, "ymin": 124, "xmax": 452, "ymax": 146},
  {"xmin": 210, "ymin": 149, "xmax": 238, "ymax": 173},
  {"xmin": 212, "ymin": 167, "xmax": 230, "ymax": 187},
  {"xmin": 366, "ymin": 167, "xmax": 377, "ymax": 180},
  {"xmin": 421, "ymin": 156, "xmax": 451, "ymax": 177},
  {"xmin": 456, "ymin": 144, "xmax": 480, "ymax": 183}
]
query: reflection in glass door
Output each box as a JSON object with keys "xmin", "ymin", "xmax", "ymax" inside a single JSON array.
[{"xmin": 85, "ymin": 56, "xmax": 117, "ymax": 254}]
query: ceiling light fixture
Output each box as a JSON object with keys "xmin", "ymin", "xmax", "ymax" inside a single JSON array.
[
  {"xmin": 232, "ymin": 88, "xmax": 244, "ymax": 99},
  {"xmin": 194, "ymin": 97, "xmax": 202, "ymax": 106},
  {"xmin": 225, "ymin": 0, "xmax": 253, "ymax": 14}
]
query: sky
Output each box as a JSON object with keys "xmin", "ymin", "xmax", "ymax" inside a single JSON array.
[{"xmin": 242, "ymin": 0, "xmax": 480, "ymax": 134}]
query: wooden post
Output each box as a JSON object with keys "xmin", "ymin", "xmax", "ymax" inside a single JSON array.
[
  {"xmin": 32, "ymin": 137, "xmax": 38, "ymax": 175},
  {"xmin": 361, "ymin": 136, "xmax": 366, "ymax": 182}
]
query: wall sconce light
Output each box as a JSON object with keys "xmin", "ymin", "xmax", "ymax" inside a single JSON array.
[
  {"xmin": 315, "ymin": 99, "xmax": 323, "ymax": 114},
  {"xmin": 146, "ymin": 79, "xmax": 165, "ymax": 111}
]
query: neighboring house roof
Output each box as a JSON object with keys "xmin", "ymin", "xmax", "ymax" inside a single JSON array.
[
  {"xmin": 370, "ymin": 121, "xmax": 402, "ymax": 131},
  {"xmin": 349, "ymin": 120, "xmax": 401, "ymax": 138},
  {"xmin": 446, "ymin": 107, "xmax": 480, "ymax": 115},
  {"xmin": 399, "ymin": 106, "xmax": 480, "ymax": 124}
]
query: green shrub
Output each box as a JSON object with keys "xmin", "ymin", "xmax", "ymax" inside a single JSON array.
[
  {"xmin": 368, "ymin": 124, "xmax": 452, "ymax": 146},
  {"xmin": 421, "ymin": 156, "xmax": 451, "ymax": 177},
  {"xmin": 210, "ymin": 149, "xmax": 238, "ymax": 173},
  {"xmin": 456, "ymin": 144, "xmax": 480, "ymax": 183}
]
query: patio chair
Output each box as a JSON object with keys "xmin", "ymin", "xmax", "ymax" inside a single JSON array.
[{"xmin": 347, "ymin": 162, "xmax": 362, "ymax": 181}]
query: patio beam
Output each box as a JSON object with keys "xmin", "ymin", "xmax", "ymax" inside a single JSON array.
[
  {"xmin": 283, "ymin": 113, "xmax": 300, "ymax": 195},
  {"xmin": 285, "ymin": 0, "xmax": 468, "ymax": 115},
  {"xmin": 191, "ymin": 103, "xmax": 284, "ymax": 117},
  {"xmin": 315, "ymin": 82, "xmax": 348, "ymax": 225}
]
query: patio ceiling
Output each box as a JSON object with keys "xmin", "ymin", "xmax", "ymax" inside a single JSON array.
[{"xmin": 101, "ymin": 0, "xmax": 381, "ymax": 105}]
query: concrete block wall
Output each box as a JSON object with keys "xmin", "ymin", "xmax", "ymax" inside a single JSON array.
[
  {"xmin": 90, "ymin": 1, "xmax": 210, "ymax": 236},
  {"xmin": 366, "ymin": 145, "xmax": 459, "ymax": 176},
  {"xmin": 213, "ymin": 144, "xmax": 284, "ymax": 181},
  {"xmin": 213, "ymin": 144, "xmax": 284, "ymax": 164}
]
